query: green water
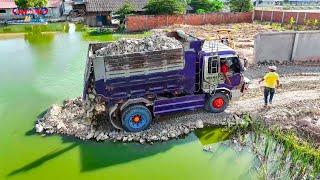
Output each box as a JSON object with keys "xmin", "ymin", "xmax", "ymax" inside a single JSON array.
[{"xmin": 0, "ymin": 24, "xmax": 259, "ymax": 180}]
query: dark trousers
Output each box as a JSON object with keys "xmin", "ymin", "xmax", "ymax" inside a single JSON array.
[{"xmin": 264, "ymin": 87, "xmax": 275, "ymax": 105}]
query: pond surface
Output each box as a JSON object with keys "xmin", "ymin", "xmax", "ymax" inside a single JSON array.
[{"xmin": 0, "ymin": 24, "xmax": 261, "ymax": 180}]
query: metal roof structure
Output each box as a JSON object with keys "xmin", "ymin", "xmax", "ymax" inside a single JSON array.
[
  {"xmin": 85, "ymin": 0, "xmax": 148, "ymax": 12},
  {"xmin": 202, "ymin": 41, "xmax": 236, "ymax": 54}
]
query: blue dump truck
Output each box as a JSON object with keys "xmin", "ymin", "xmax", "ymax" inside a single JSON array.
[{"xmin": 83, "ymin": 31, "xmax": 249, "ymax": 132}]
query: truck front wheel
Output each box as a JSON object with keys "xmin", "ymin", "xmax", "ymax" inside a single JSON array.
[
  {"xmin": 121, "ymin": 105, "xmax": 152, "ymax": 132},
  {"xmin": 206, "ymin": 93, "xmax": 229, "ymax": 113}
]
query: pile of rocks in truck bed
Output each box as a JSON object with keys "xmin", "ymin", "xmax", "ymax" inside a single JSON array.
[{"xmin": 95, "ymin": 34, "xmax": 182, "ymax": 56}]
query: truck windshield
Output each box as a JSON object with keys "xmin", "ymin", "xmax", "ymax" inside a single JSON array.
[{"xmin": 220, "ymin": 56, "xmax": 242, "ymax": 73}]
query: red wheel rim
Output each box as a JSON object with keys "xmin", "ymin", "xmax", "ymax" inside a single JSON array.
[
  {"xmin": 212, "ymin": 98, "xmax": 224, "ymax": 109},
  {"xmin": 132, "ymin": 114, "xmax": 142, "ymax": 123}
]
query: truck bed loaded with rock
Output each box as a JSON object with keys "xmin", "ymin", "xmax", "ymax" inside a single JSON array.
[{"xmin": 83, "ymin": 32, "xmax": 249, "ymax": 132}]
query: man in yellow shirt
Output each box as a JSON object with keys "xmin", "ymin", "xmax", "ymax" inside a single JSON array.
[{"xmin": 259, "ymin": 66, "xmax": 280, "ymax": 107}]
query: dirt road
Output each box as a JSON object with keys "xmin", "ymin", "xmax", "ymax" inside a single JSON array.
[{"xmin": 164, "ymin": 23, "xmax": 280, "ymax": 64}]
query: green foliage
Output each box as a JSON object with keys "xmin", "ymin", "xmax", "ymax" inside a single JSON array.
[
  {"xmin": 247, "ymin": 116, "xmax": 320, "ymax": 174},
  {"xmin": 228, "ymin": 0, "xmax": 253, "ymax": 12},
  {"xmin": 144, "ymin": 0, "xmax": 187, "ymax": 15},
  {"xmin": 304, "ymin": 19, "xmax": 311, "ymax": 26},
  {"xmin": 288, "ymin": 17, "xmax": 296, "ymax": 29},
  {"xmin": 196, "ymin": 9, "xmax": 206, "ymax": 14},
  {"xmin": 28, "ymin": 0, "xmax": 47, "ymax": 7},
  {"xmin": 303, "ymin": 19, "xmax": 320, "ymax": 30},
  {"xmin": 311, "ymin": 19, "xmax": 319, "ymax": 29},
  {"xmin": 14, "ymin": 0, "xmax": 28, "ymax": 9},
  {"xmin": 24, "ymin": 26, "xmax": 54, "ymax": 45},
  {"xmin": 190, "ymin": 0, "xmax": 224, "ymax": 13},
  {"xmin": 116, "ymin": 2, "xmax": 134, "ymax": 24},
  {"xmin": 87, "ymin": 28, "xmax": 113, "ymax": 36},
  {"xmin": 270, "ymin": 129, "xmax": 320, "ymax": 173},
  {"xmin": 15, "ymin": 0, "xmax": 48, "ymax": 8},
  {"xmin": 270, "ymin": 23, "xmax": 284, "ymax": 31}
]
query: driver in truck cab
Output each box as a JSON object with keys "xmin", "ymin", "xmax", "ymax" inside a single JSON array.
[{"xmin": 220, "ymin": 58, "xmax": 232, "ymax": 85}]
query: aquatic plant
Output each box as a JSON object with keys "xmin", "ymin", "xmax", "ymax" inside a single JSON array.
[{"xmin": 234, "ymin": 115, "xmax": 320, "ymax": 178}]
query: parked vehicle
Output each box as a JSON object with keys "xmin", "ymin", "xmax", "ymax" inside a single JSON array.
[
  {"xmin": 83, "ymin": 31, "xmax": 249, "ymax": 132},
  {"xmin": 110, "ymin": 13, "xmax": 120, "ymax": 25}
]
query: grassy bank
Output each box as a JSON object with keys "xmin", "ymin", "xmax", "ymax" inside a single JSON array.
[
  {"xmin": 234, "ymin": 115, "xmax": 320, "ymax": 177},
  {"xmin": 0, "ymin": 22, "xmax": 70, "ymax": 34},
  {"xmin": 81, "ymin": 27, "xmax": 151, "ymax": 42}
]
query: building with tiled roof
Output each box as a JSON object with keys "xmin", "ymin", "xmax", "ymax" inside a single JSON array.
[
  {"xmin": 84, "ymin": 0, "xmax": 148, "ymax": 26},
  {"xmin": 85, "ymin": 0, "xmax": 147, "ymax": 12}
]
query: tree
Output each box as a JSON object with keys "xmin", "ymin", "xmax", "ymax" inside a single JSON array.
[
  {"xmin": 14, "ymin": 0, "xmax": 28, "ymax": 9},
  {"xmin": 144, "ymin": 0, "xmax": 187, "ymax": 15},
  {"xmin": 15, "ymin": 0, "xmax": 48, "ymax": 8},
  {"xmin": 116, "ymin": 2, "xmax": 134, "ymax": 24},
  {"xmin": 196, "ymin": 9, "xmax": 206, "ymax": 14},
  {"xmin": 228, "ymin": 0, "xmax": 253, "ymax": 12},
  {"xmin": 189, "ymin": 0, "xmax": 224, "ymax": 14}
]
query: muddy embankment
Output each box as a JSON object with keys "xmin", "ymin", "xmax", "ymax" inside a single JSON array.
[{"xmin": 35, "ymin": 65, "xmax": 320, "ymax": 146}]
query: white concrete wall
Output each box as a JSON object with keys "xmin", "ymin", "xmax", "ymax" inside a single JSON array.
[
  {"xmin": 254, "ymin": 31, "xmax": 320, "ymax": 63},
  {"xmin": 292, "ymin": 31, "xmax": 320, "ymax": 62}
]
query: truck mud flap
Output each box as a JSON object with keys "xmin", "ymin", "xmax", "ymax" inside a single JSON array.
[{"xmin": 109, "ymin": 104, "xmax": 123, "ymax": 130}]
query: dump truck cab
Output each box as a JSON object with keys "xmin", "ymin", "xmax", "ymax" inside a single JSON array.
[
  {"xmin": 83, "ymin": 32, "xmax": 248, "ymax": 132},
  {"xmin": 200, "ymin": 41, "xmax": 245, "ymax": 99}
]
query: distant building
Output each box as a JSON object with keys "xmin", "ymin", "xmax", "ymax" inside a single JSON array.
[
  {"xmin": 254, "ymin": 0, "xmax": 284, "ymax": 6},
  {"xmin": 84, "ymin": 0, "xmax": 148, "ymax": 27},
  {"xmin": 288, "ymin": 0, "xmax": 319, "ymax": 5},
  {"xmin": 254, "ymin": 0, "xmax": 319, "ymax": 6},
  {"xmin": 0, "ymin": 0, "xmax": 64, "ymax": 20}
]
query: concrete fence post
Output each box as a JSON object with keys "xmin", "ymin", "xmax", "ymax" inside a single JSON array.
[
  {"xmin": 303, "ymin": 12, "xmax": 307, "ymax": 23},
  {"xmin": 252, "ymin": 10, "xmax": 255, "ymax": 22},
  {"xmin": 202, "ymin": 14, "xmax": 205, "ymax": 25},
  {"xmin": 144, "ymin": 15, "xmax": 147, "ymax": 31},
  {"xmin": 271, "ymin": 11, "xmax": 274, "ymax": 23},
  {"xmin": 166, "ymin": 15, "xmax": 168, "ymax": 26},
  {"xmin": 281, "ymin": 11, "xmax": 285, "ymax": 24},
  {"xmin": 261, "ymin": 10, "xmax": 264, "ymax": 21},
  {"xmin": 291, "ymin": 32, "xmax": 299, "ymax": 62},
  {"xmin": 236, "ymin": 13, "xmax": 238, "ymax": 23},
  {"xmin": 296, "ymin": 12, "xmax": 299, "ymax": 25}
]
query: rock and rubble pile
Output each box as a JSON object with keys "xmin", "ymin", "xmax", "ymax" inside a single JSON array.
[
  {"xmin": 95, "ymin": 34, "xmax": 182, "ymax": 56},
  {"xmin": 36, "ymin": 97, "xmax": 90, "ymax": 138}
]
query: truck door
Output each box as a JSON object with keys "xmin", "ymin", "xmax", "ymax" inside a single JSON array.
[{"xmin": 202, "ymin": 56, "xmax": 222, "ymax": 93}]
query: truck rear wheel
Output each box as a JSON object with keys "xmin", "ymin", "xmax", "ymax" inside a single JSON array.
[
  {"xmin": 121, "ymin": 105, "xmax": 152, "ymax": 132},
  {"xmin": 206, "ymin": 93, "xmax": 229, "ymax": 113}
]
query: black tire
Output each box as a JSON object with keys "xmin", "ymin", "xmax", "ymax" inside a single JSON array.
[
  {"xmin": 205, "ymin": 93, "xmax": 229, "ymax": 113},
  {"xmin": 121, "ymin": 105, "xmax": 152, "ymax": 132}
]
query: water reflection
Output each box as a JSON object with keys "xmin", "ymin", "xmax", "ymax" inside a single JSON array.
[
  {"xmin": 10, "ymin": 125, "xmax": 232, "ymax": 175},
  {"xmin": 194, "ymin": 127, "xmax": 232, "ymax": 146},
  {"xmin": 24, "ymin": 26, "xmax": 55, "ymax": 46},
  {"xmin": 8, "ymin": 133, "xmax": 194, "ymax": 176},
  {"xmin": 8, "ymin": 143, "xmax": 78, "ymax": 176}
]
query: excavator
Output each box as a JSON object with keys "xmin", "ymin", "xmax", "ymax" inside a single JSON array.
[{"xmin": 216, "ymin": 29, "xmax": 235, "ymax": 49}]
